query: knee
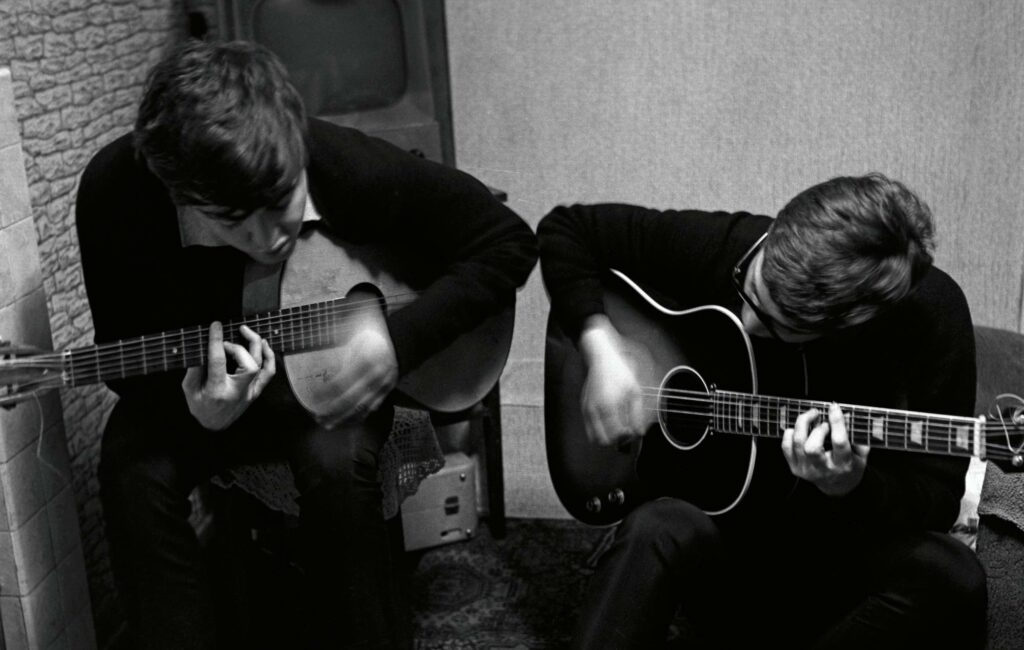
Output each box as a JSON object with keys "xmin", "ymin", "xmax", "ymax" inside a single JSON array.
[
  {"xmin": 908, "ymin": 533, "xmax": 987, "ymax": 611},
  {"xmin": 99, "ymin": 451, "xmax": 184, "ymax": 514},
  {"xmin": 617, "ymin": 498, "xmax": 719, "ymax": 562},
  {"xmin": 291, "ymin": 425, "xmax": 383, "ymax": 497}
]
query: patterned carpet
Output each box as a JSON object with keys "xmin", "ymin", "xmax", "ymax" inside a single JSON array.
[{"xmin": 409, "ymin": 518, "xmax": 609, "ymax": 650}]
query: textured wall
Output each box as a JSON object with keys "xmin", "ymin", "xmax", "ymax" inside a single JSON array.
[
  {"xmin": 0, "ymin": 65, "xmax": 96, "ymax": 650},
  {"xmin": 445, "ymin": 0, "xmax": 1024, "ymax": 518},
  {"xmin": 0, "ymin": 1, "xmax": 187, "ymax": 646}
]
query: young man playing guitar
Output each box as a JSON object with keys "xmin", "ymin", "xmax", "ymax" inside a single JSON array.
[
  {"xmin": 75, "ymin": 40, "xmax": 537, "ymax": 649},
  {"xmin": 538, "ymin": 174, "xmax": 987, "ymax": 649}
]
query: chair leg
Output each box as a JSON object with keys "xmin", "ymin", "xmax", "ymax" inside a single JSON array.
[{"xmin": 482, "ymin": 385, "xmax": 506, "ymax": 538}]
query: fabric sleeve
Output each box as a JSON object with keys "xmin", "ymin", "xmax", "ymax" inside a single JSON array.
[
  {"xmin": 307, "ymin": 124, "xmax": 538, "ymax": 374},
  {"xmin": 536, "ymin": 203, "xmax": 768, "ymax": 340},
  {"xmin": 74, "ymin": 138, "xmax": 200, "ymax": 431},
  {"xmin": 842, "ymin": 269, "xmax": 976, "ymax": 532}
]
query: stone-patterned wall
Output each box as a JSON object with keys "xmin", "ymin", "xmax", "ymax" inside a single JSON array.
[
  {"xmin": 0, "ymin": 66, "xmax": 96, "ymax": 650},
  {"xmin": 0, "ymin": 1, "xmax": 188, "ymax": 647}
]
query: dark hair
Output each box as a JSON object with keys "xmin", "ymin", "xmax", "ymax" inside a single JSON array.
[
  {"xmin": 134, "ymin": 39, "xmax": 308, "ymax": 212},
  {"xmin": 761, "ymin": 173, "xmax": 935, "ymax": 331}
]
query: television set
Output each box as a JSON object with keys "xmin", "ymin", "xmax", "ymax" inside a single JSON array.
[{"xmin": 212, "ymin": 0, "xmax": 455, "ymax": 165}]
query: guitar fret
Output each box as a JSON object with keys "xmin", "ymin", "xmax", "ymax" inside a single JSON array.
[
  {"xmin": 315, "ymin": 303, "xmax": 323, "ymax": 349},
  {"xmin": 140, "ymin": 334, "xmax": 147, "ymax": 376},
  {"xmin": 891, "ymin": 411, "xmax": 906, "ymax": 450},
  {"xmin": 308, "ymin": 304, "xmax": 316, "ymax": 349},
  {"xmin": 284, "ymin": 308, "xmax": 294, "ymax": 352},
  {"xmin": 195, "ymin": 325, "xmax": 204, "ymax": 366},
  {"xmin": 63, "ymin": 349, "xmax": 74, "ymax": 387}
]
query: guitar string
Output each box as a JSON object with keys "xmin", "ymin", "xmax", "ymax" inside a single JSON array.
[
  {"xmin": 64, "ymin": 316, "xmax": 387, "ymax": 384},
  {"xmin": 644, "ymin": 400, "xmax": 1019, "ymax": 441},
  {"xmin": 623, "ymin": 401, "xmax": 1017, "ymax": 460},
  {"xmin": 8, "ymin": 354, "xmax": 1019, "ymax": 453},
  {"xmin": 5, "ymin": 293, "xmax": 421, "ymax": 374},
  {"xmin": 630, "ymin": 388, "xmax": 1021, "ymax": 443},
  {"xmin": 8, "ymin": 333, "xmax": 1020, "ymax": 451},
  {"xmin": 1, "ymin": 315, "xmax": 399, "ymax": 401},
  {"xmin": 627, "ymin": 396, "xmax": 1020, "ymax": 456},
  {"xmin": 4, "ymin": 314, "xmax": 402, "ymax": 395},
  {"xmin": 639, "ymin": 385, "xmax": 988, "ymax": 426}
]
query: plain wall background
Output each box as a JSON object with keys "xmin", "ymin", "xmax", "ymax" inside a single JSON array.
[{"xmin": 445, "ymin": 0, "xmax": 1024, "ymax": 517}]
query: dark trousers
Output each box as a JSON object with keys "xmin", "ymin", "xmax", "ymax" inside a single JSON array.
[
  {"xmin": 572, "ymin": 498, "xmax": 987, "ymax": 650},
  {"xmin": 99, "ymin": 403, "xmax": 412, "ymax": 650}
]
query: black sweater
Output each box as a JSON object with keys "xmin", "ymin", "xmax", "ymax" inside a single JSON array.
[
  {"xmin": 538, "ymin": 203, "xmax": 976, "ymax": 534},
  {"xmin": 75, "ymin": 118, "xmax": 538, "ymax": 436}
]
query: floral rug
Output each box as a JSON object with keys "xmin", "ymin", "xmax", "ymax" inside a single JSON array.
[{"xmin": 410, "ymin": 519, "xmax": 609, "ymax": 650}]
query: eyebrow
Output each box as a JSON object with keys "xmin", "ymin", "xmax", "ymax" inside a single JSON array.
[{"xmin": 200, "ymin": 206, "xmax": 251, "ymax": 222}]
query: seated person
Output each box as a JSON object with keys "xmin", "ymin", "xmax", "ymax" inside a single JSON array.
[
  {"xmin": 75, "ymin": 39, "xmax": 538, "ymax": 649},
  {"xmin": 537, "ymin": 174, "xmax": 987, "ymax": 649}
]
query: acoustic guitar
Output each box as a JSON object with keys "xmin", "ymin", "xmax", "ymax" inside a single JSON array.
[
  {"xmin": 544, "ymin": 269, "xmax": 1024, "ymax": 526},
  {"xmin": 0, "ymin": 227, "xmax": 514, "ymax": 415}
]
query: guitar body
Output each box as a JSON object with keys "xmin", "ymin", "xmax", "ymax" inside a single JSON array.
[
  {"xmin": 244, "ymin": 226, "xmax": 514, "ymax": 415},
  {"xmin": 545, "ymin": 271, "xmax": 777, "ymax": 526}
]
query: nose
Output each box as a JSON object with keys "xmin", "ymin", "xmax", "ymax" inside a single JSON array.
[
  {"xmin": 249, "ymin": 210, "xmax": 285, "ymax": 250},
  {"xmin": 740, "ymin": 305, "xmax": 769, "ymax": 338}
]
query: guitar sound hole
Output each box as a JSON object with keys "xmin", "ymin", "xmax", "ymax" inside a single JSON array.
[{"xmin": 658, "ymin": 366, "xmax": 711, "ymax": 450}]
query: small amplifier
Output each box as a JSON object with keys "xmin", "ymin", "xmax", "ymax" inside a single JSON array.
[{"xmin": 401, "ymin": 452, "xmax": 478, "ymax": 551}]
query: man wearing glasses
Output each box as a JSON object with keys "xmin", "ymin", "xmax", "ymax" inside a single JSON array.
[{"xmin": 537, "ymin": 173, "xmax": 986, "ymax": 649}]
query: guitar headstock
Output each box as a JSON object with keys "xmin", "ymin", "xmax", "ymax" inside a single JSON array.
[
  {"xmin": 0, "ymin": 340, "xmax": 64, "ymax": 408},
  {"xmin": 985, "ymin": 393, "xmax": 1024, "ymax": 472}
]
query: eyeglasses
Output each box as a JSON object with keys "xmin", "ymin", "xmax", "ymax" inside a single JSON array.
[{"xmin": 732, "ymin": 233, "xmax": 784, "ymax": 341}]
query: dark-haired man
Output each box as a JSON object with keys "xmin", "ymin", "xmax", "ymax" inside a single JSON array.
[
  {"xmin": 537, "ymin": 174, "xmax": 986, "ymax": 649},
  {"xmin": 76, "ymin": 39, "xmax": 537, "ymax": 649}
]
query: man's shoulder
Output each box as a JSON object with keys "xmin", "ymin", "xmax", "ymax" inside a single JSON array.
[
  {"xmin": 902, "ymin": 265, "xmax": 973, "ymax": 331},
  {"xmin": 307, "ymin": 117, "xmax": 384, "ymax": 152},
  {"xmin": 916, "ymin": 266, "xmax": 968, "ymax": 305},
  {"xmin": 81, "ymin": 131, "xmax": 144, "ymax": 188}
]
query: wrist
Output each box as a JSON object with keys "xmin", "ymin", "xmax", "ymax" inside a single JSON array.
[{"xmin": 579, "ymin": 314, "xmax": 620, "ymax": 368}]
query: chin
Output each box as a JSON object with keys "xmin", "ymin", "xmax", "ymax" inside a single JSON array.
[
  {"xmin": 253, "ymin": 241, "xmax": 296, "ymax": 265},
  {"xmin": 249, "ymin": 249, "xmax": 289, "ymax": 265}
]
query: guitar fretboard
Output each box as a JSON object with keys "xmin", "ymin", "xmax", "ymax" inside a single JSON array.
[
  {"xmin": 711, "ymin": 390, "xmax": 984, "ymax": 459},
  {"xmin": 63, "ymin": 297, "xmax": 365, "ymax": 387}
]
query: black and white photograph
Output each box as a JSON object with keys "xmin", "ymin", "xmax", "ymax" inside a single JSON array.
[{"xmin": 0, "ymin": 1, "xmax": 1021, "ymax": 648}]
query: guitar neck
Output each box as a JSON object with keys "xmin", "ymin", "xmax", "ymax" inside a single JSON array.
[
  {"xmin": 711, "ymin": 390, "xmax": 985, "ymax": 459},
  {"xmin": 63, "ymin": 297, "xmax": 363, "ymax": 387}
]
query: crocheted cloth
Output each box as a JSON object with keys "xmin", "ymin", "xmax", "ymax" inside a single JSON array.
[{"xmin": 212, "ymin": 406, "xmax": 444, "ymax": 519}]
